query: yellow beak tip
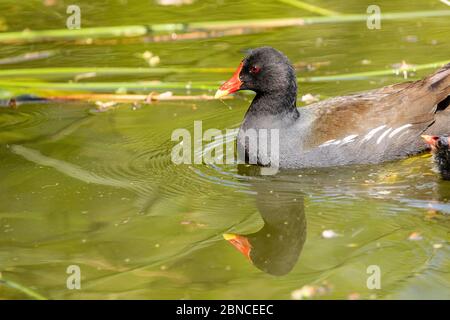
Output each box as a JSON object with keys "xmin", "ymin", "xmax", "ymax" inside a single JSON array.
[
  {"xmin": 223, "ymin": 233, "xmax": 236, "ymax": 240},
  {"xmin": 214, "ymin": 89, "xmax": 228, "ymax": 100}
]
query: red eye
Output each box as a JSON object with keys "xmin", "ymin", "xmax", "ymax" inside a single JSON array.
[{"xmin": 250, "ymin": 66, "xmax": 261, "ymax": 74}]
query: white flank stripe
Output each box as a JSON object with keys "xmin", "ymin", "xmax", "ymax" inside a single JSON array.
[
  {"xmin": 319, "ymin": 139, "xmax": 336, "ymax": 147},
  {"xmin": 377, "ymin": 128, "xmax": 393, "ymax": 144},
  {"xmin": 363, "ymin": 125, "xmax": 387, "ymax": 142},
  {"xmin": 389, "ymin": 124, "xmax": 412, "ymax": 138},
  {"xmin": 340, "ymin": 134, "xmax": 358, "ymax": 145}
]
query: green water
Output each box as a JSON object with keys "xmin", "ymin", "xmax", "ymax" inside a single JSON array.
[{"xmin": 0, "ymin": 0, "xmax": 449, "ymax": 299}]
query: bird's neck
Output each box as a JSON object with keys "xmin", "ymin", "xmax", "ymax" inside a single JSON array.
[{"xmin": 246, "ymin": 84, "xmax": 300, "ymax": 121}]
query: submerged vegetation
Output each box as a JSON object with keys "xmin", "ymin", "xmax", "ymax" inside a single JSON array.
[{"xmin": 0, "ymin": 4, "xmax": 449, "ymax": 106}]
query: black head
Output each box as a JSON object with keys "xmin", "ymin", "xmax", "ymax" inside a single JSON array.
[
  {"xmin": 240, "ymin": 47, "xmax": 297, "ymax": 95},
  {"xmin": 215, "ymin": 46, "xmax": 297, "ymax": 99},
  {"xmin": 423, "ymin": 135, "xmax": 450, "ymax": 180}
]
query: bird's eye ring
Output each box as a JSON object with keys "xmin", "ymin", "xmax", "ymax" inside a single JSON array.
[{"xmin": 249, "ymin": 66, "xmax": 261, "ymax": 74}]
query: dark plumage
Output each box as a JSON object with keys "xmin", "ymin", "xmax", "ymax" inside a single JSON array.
[
  {"xmin": 422, "ymin": 135, "xmax": 450, "ymax": 180},
  {"xmin": 216, "ymin": 47, "xmax": 450, "ymax": 168}
]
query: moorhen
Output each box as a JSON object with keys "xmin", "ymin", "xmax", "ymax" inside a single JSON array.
[
  {"xmin": 215, "ymin": 47, "xmax": 450, "ymax": 168},
  {"xmin": 422, "ymin": 135, "xmax": 450, "ymax": 180}
]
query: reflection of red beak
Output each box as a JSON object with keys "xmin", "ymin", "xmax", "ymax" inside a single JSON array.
[
  {"xmin": 215, "ymin": 62, "xmax": 243, "ymax": 99},
  {"xmin": 422, "ymin": 135, "xmax": 439, "ymax": 149},
  {"xmin": 223, "ymin": 233, "xmax": 252, "ymax": 260}
]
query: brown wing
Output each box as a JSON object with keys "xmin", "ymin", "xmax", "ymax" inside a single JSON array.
[{"xmin": 304, "ymin": 63, "xmax": 450, "ymax": 149}]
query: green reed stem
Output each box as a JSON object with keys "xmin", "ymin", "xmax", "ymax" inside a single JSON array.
[
  {"xmin": 0, "ymin": 67, "xmax": 234, "ymax": 78},
  {"xmin": 0, "ymin": 10, "xmax": 449, "ymax": 44},
  {"xmin": 0, "ymin": 59, "xmax": 447, "ymax": 100},
  {"xmin": 0, "ymin": 278, "xmax": 47, "ymax": 300},
  {"xmin": 1, "ymin": 60, "xmax": 448, "ymax": 94},
  {"xmin": 298, "ymin": 60, "xmax": 450, "ymax": 82},
  {"xmin": 0, "ymin": 80, "xmax": 219, "ymax": 92},
  {"xmin": 277, "ymin": 0, "xmax": 339, "ymax": 16}
]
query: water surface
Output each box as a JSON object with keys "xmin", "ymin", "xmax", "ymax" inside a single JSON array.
[{"xmin": 0, "ymin": 0, "xmax": 449, "ymax": 299}]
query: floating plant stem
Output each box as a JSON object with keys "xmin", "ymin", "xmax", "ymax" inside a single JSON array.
[
  {"xmin": 0, "ymin": 67, "xmax": 235, "ymax": 78},
  {"xmin": 299, "ymin": 60, "xmax": 450, "ymax": 82},
  {"xmin": 45, "ymin": 93, "xmax": 232, "ymax": 102},
  {"xmin": 0, "ymin": 59, "xmax": 447, "ymax": 103},
  {"xmin": 277, "ymin": 0, "xmax": 339, "ymax": 16},
  {"xmin": 0, "ymin": 277, "xmax": 47, "ymax": 300},
  {"xmin": 0, "ymin": 10, "xmax": 449, "ymax": 44},
  {"xmin": 0, "ymin": 50, "xmax": 58, "ymax": 65},
  {"xmin": 0, "ymin": 80, "xmax": 219, "ymax": 92}
]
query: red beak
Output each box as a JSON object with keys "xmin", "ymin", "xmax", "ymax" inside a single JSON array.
[
  {"xmin": 223, "ymin": 233, "xmax": 252, "ymax": 260},
  {"xmin": 422, "ymin": 135, "xmax": 439, "ymax": 148},
  {"xmin": 215, "ymin": 62, "xmax": 243, "ymax": 99}
]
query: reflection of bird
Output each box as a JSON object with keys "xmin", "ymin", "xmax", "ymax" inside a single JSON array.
[
  {"xmin": 224, "ymin": 168, "xmax": 306, "ymax": 276},
  {"xmin": 215, "ymin": 47, "xmax": 450, "ymax": 168},
  {"xmin": 422, "ymin": 135, "xmax": 450, "ymax": 180}
]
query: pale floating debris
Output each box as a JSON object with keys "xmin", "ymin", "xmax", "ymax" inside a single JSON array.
[
  {"xmin": 139, "ymin": 51, "xmax": 161, "ymax": 66},
  {"xmin": 41, "ymin": 182, "xmax": 59, "ymax": 189},
  {"xmin": 95, "ymin": 101, "xmax": 117, "ymax": 111},
  {"xmin": 361, "ymin": 59, "xmax": 372, "ymax": 65},
  {"xmin": 377, "ymin": 190, "xmax": 391, "ymax": 195},
  {"xmin": 149, "ymin": 55, "xmax": 160, "ymax": 67},
  {"xmin": 145, "ymin": 91, "xmax": 173, "ymax": 103},
  {"xmin": 159, "ymin": 91, "xmax": 173, "ymax": 99},
  {"xmin": 74, "ymin": 72, "xmax": 97, "ymax": 82},
  {"xmin": 157, "ymin": 0, "xmax": 194, "ymax": 6},
  {"xmin": 322, "ymin": 229, "xmax": 339, "ymax": 239},
  {"xmin": 291, "ymin": 283, "xmax": 332, "ymax": 300},
  {"xmin": 392, "ymin": 60, "xmax": 416, "ymax": 79},
  {"xmin": 433, "ymin": 243, "xmax": 443, "ymax": 249},
  {"xmin": 301, "ymin": 93, "xmax": 320, "ymax": 104},
  {"xmin": 291, "ymin": 286, "xmax": 316, "ymax": 300},
  {"xmin": 347, "ymin": 292, "xmax": 361, "ymax": 300},
  {"xmin": 404, "ymin": 35, "xmax": 418, "ymax": 43},
  {"xmin": 142, "ymin": 51, "xmax": 153, "ymax": 60},
  {"xmin": 408, "ymin": 232, "xmax": 423, "ymax": 241}
]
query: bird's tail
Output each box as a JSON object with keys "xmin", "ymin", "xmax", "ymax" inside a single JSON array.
[{"xmin": 427, "ymin": 63, "xmax": 450, "ymax": 106}]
